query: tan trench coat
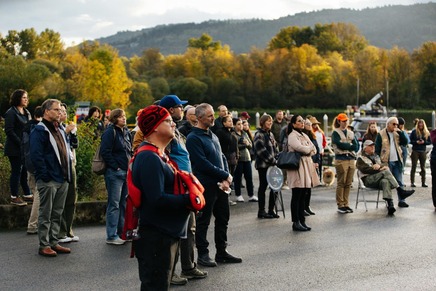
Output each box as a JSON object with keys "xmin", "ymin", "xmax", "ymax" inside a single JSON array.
[{"xmin": 286, "ymin": 130, "xmax": 320, "ymax": 188}]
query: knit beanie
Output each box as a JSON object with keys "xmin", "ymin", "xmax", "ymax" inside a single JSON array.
[{"xmin": 138, "ymin": 105, "xmax": 170, "ymax": 137}]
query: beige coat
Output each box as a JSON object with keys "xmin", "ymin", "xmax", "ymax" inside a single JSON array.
[{"xmin": 286, "ymin": 130, "xmax": 320, "ymax": 188}]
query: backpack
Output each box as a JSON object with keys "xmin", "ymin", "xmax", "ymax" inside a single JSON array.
[
  {"xmin": 92, "ymin": 128, "xmax": 115, "ymax": 175},
  {"xmin": 123, "ymin": 143, "xmax": 205, "ymax": 257}
]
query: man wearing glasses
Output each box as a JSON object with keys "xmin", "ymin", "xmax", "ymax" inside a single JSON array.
[
  {"xmin": 375, "ymin": 117, "xmax": 413, "ymax": 208},
  {"xmin": 30, "ymin": 99, "xmax": 72, "ymax": 257}
]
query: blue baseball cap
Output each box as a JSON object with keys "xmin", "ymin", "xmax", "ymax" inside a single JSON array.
[{"xmin": 159, "ymin": 95, "xmax": 188, "ymax": 109}]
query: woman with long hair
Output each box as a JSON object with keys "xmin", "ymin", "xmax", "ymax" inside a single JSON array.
[
  {"xmin": 4, "ymin": 89, "xmax": 32, "ymax": 206},
  {"xmin": 253, "ymin": 114, "xmax": 279, "ymax": 219},
  {"xmin": 409, "ymin": 119, "xmax": 431, "ymax": 187},
  {"xmin": 362, "ymin": 121, "xmax": 378, "ymax": 143},
  {"xmin": 232, "ymin": 118, "xmax": 257, "ymax": 202},
  {"xmin": 287, "ymin": 115, "xmax": 319, "ymax": 231}
]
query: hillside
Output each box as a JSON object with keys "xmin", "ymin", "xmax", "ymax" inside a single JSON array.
[{"xmin": 98, "ymin": 3, "xmax": 436, "ymax": 57}]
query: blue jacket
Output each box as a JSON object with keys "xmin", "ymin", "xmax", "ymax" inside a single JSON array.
[
  {"xmin": 186, "ymin": 127, "xmax": 229, "ymax": 186},
  {"xmin": 30, "ymin": 120, "xmax": 72, "ymax": 183},
  {"xmin": 100, "ymin": 124, "xmax": 132, "ymax": 171}
]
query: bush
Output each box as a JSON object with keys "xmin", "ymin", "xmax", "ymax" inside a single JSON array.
[{"xmin": 74, "ymin": 122, "xmax": 107, "ymax": 201}]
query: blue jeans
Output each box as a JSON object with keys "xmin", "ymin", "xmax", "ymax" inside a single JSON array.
[
  {"xmin": 104, "ymin": 168, "xmax": 127, "ymax": 240},
  {"xmin": 389, "ymin": 161, "xmax": 405, "ymax": 202},
  {"xmin": 8, "ymin": 156, "xmax": 31, "ymax": 197}
]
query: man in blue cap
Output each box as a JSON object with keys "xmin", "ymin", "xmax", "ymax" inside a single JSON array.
[{"xmin": 159, "ymin": 95, "xmax": 208, "ymax": 285}]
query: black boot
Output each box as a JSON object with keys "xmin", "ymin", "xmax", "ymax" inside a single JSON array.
[
  {"xmin": 292, "ymin": 221, "xmax": 308, "ymax": 231},
  {"xmin": 300, "ymin": 221, "xmax": 311, "ymax": 231},
  {"xmin": 385, "ymin": 199, "xmax": 396, "ymax": 215},
  {"xmin": 398, "ymin": 188, "xmax": 415, "ymax": 200},
  {"xmin": 306, "ymin": 206, "xmax": 315, "ymax": 215}
]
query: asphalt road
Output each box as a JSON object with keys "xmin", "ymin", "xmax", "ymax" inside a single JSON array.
[{"xmin": 1, "ymin": 167, "xmax": 435, "ymax": 291}]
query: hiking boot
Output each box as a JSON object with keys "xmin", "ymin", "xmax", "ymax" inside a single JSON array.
[
  {"xmin": 385, "ymin": 199, "xmax": 396, "ymax": 215},
  {"xmin": 181, "ymin": 266, "xmax": 208, "ymax": 279},
  {"xmin": 170, "ymin": 274, "xmax": 188, "ymax": 285},
  {"xmin": 23, "ymin": 195, "xmax": 34, "ymax": 203},
  {"xmin": 11, "ymin": 197, "xmax": 27, "ymax": 206}
]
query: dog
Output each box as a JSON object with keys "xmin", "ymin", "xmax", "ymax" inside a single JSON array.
[{"xmin": 322, "ymin": 167, "xmax": 335, "ymax": 186}]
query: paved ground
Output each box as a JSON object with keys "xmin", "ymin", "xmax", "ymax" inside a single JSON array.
[{"xmin": 1, "ymin": 165, "xmax": 435, "ymax": 291}]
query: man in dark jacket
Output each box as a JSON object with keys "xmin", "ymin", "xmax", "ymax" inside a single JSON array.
[
  {"xmin": 186, "ymin": 103, "xmax": 242, "ymax": 267},
  {"xmin": 30, "ymin": 99, "xmax": 72, "ymax": 257}
]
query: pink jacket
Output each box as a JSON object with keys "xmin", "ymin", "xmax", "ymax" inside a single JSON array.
[{"xmin": 286, "ymin": 130, "xmax": 320, "ymax": 188}]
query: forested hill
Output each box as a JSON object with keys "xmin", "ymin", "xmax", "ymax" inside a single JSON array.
[{"xmin": 98, "ymin": 3, "xmax": 436, "ymax": 57}]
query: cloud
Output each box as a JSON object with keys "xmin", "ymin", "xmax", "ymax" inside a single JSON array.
[{"xmin": 0, "ymin": 0, "xmax": 430, "ymax": 47}]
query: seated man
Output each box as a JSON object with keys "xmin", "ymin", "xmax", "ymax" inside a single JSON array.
[{"xmin": 356, "ymin": 140, "xmax": 415, "ymax": 215}]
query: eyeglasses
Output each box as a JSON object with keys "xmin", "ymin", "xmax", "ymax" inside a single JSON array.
[
  {"xmin": 163, "ymin": 119, "xmax": 175, "ymax": 125},
  {"xmin": 392, "ymin": 123, "xmax": 399, "ymax": 127},
  {"xmin": 296, "ymin": 119, "xmax": 304, "ymax": 123}
]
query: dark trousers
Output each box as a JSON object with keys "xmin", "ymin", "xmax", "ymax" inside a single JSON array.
[
  {"xmin": 291, "ymin": 188, "xmax": 307, "ymax": 223},
  {"xmin": 174, "ymin": 211, "xmax": 196, "ymax": 271},
  {"xmin": 257, "ymin": 168, "xmax": 276, "ymax": 214},
  {"xmin": 135, "ymin": 226, "xmax": 179, "ymax": 291},
  {"xmin": 60, "ymin": 165, "xmax": 77, "ymax": 237},
  {"xmin": 196, "ymin": 185, "xmax": 229, "ymax": 255},
  {"xmin": 304, "ymin": 188, "xmax": 312, "ymax": 209},
  {"xmin": 234, "ymin": 161, "xmax": 254, "ymax": 197},
  {"xmin": 431, "ymin": 159, "xmax": 436, "ymax": 207},
  {"xmin": 8, "ymin": 155, "xmax": 30, "ymax": 197}
]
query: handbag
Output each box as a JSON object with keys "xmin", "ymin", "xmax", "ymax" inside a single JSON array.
[
  {"xmin": 92, "ymin": 128, "xmax": 115, "ymax": 175},
  {"xmin": 277, "ymin": 151, "xmax": 301, "ymax": 170},
  {"xmin": 92, "ymin": 144, "xmax": 106, "ymax": 175}
]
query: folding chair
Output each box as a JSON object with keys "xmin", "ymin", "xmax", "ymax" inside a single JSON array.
[{"xmin": 355, "ymin": 171, "xmax": 382, "ymax": 211}]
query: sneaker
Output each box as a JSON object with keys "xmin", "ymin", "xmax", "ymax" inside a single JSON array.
[
  {"xmin": 345, "ymin": 206, "xmax": 354, "ymax": 213},
  {"xmin": 23, "ymin": 195, "xmax": 34, "ymax": 203},
  {"xmin": 11, "ymin": 197, "xmax": 27, "ymax": 206},
  {"xmin": 229, "ymin": 200, "xmax": 237, "ymax": 206},
  {"xmin": 58, "ymin": 236, "xmax": 72, "ymax": 243},
  {"xmin": 248, "ymin": 195, "xmax": 258, "ymax": 202},
  {"xmin": 69, "ymin": 235, "xmax": 80, "ymax": 242},
  {"xmin": 235, "ymin": 196, "xmax": 245, "ymax": 202},
  {"xmin": 181, "ymin": 267, "xmax": 208, "ymax": 279},
  {"xmin": 27, "ymin": 229, "xmax": 37, "ymax": 235},
  {"xmin": 422, "ymin": 183, "xmax": 428, "ymax": 188},
  {"xmin": 170, "ymin": 274, "xmax": 188, "ymax": 285},
  {"xmin": 337, "ymin": 207, "xmax": 348, "ymax": 214},
  {"xmin": 281, "ymin": 185, "xmax": 290, "ymax": 190},
  {"xmin": 106, "ymin": 237, "xmax": 125, "ymax": 245}
]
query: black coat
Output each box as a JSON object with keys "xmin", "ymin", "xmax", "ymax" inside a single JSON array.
[{"xmin": 4, "ymin": 106, "xmax": 31, "ymax": 157}]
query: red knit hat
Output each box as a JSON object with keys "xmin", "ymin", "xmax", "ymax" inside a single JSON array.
[{"xmin": 138, "ymin": 105, "xmax": 170, "ymax": 137}]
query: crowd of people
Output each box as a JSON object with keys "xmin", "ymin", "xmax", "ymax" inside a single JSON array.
[{"xmin": 2, "ymin": 89, "xmax": 436, "ymax": 290}]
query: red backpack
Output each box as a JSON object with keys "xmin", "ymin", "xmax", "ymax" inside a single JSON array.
[{"xmin": 122, "ymin": 143, "xmax": 205, "ymax": 256}]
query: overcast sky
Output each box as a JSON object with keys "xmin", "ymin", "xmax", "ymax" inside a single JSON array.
[{"xmin": 0, "ymin": 0, "xmax": 431, "ymax": 47}]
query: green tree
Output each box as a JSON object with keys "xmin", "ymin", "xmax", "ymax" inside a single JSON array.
[{"xmin": 171, "ymin": 77, "xmax": 208, "ymax": 105}]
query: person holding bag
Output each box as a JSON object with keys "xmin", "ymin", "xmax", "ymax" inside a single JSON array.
[
  {"xmin": 286, "ymin": 115, "xmax": 320, "ymax": 231},
  {"xmin": 254, "ymin": 114, "xmax": 279, "ymax": 219}
]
